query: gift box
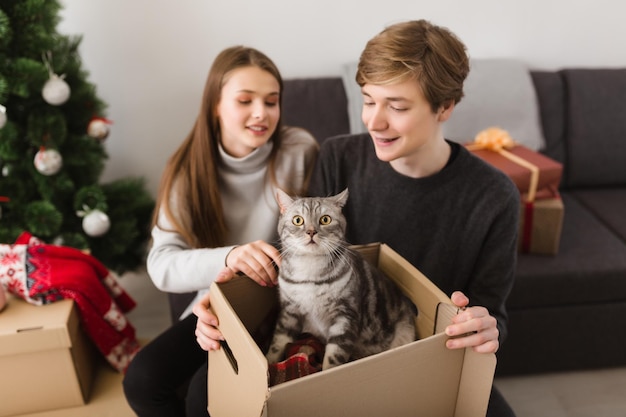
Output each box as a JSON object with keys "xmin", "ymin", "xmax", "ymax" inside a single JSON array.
[
  {"xmin": 518, "ymin": 188, "xmax": 564, "ymax": 255},
  {"xmin": 207, "ymin": 243, "xmax": 496, "ymax": 417},
  {"xmin": 466, "ymin": 128, "xmax": 564, "ymax": 254},
  {"xmin": 0, "ymin": 296, "xmax": 96, "ymax": 416},
  {"xmin": 470, "ymin": 145, "xmax": 563, "ymax": 195},
  {"xmin": 465, "ymin": 127, "xmax": 563, "ymax": 200}
]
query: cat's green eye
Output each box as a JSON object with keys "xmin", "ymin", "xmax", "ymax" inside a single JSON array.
[
  {"xmin": 292, "ymin": 215, "xmax": 304, "ymax": 226},
  {"xmin": 319, "ymin": 215, "xmax": 332, "ymax": 225}
]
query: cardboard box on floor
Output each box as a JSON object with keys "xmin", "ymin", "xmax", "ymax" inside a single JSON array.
[
  {"xmin": 0, "ymin": 296, "xmax": 96, "ymax": 417},
  {"xmin": 208, "ymin": 243, "xmax": 496, "ymax": 417}
]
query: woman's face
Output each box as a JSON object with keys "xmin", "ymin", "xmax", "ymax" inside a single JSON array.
[{"xmin": 216, "ymin": 66, "xmax": 280, "ymax": 158}]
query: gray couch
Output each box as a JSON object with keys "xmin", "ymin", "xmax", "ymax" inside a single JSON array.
[
  {"xmin": 281, "ymin": 69, "xmax": 626, "ymax": 376},
  {"xmin": 168, "ymin": 69, "xmax": 626, "ymax": 376}
]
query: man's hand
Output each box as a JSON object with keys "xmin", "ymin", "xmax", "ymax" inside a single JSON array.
[{"xmin": 444, "ymin": 291, "xmax": 499, "ymax": 354}]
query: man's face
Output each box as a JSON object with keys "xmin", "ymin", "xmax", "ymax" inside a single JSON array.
[{"xmin": 361, "ymin": 79, "xmax": 447, "ymax": 173}]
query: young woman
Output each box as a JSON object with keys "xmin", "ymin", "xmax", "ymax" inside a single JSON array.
[
  {"xmin": 123, "ymin": 46, "xmax": 318, "ymax": 416},
  {"xmin": 195, "ymin": 21, "xmax": 519, "ymax": 416}
]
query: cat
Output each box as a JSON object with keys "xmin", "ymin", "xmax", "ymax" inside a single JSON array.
[{"xmin": 265, "ymin": 188, "xmax": 417, "ymax": 371}]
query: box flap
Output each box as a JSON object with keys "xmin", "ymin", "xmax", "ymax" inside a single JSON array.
[
  {"xmin": 0, "ymin": 297, "xmax": 73, "ymax": 356},
  {"xmin": 266, "ymin": 332, "xmax": 466, "ymax": 417},
  {"xmin": 376, "ymin": 244, "xmax": 451, "ymax": 338},
  {"xmin": 430, "ymin": 278, "xmax": 497, "ymax": 416},
  {"xmin": 435, "ymin": 302, "xmax": 460, "ymax": 334},
  {"xmin": 429, "ymin": 285, "xmax": 496, "ymax": 417},
  {"xmin": 454, "ymin": 348, "xmax": 497, "ymax": 417},
  {"xmin": 208, "ymin": 278, "xmax": 276, "ymax": 417}
]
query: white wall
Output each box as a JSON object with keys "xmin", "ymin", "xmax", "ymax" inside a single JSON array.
[{"xmin": 58, "ymin": 0, "xmax": 626, "ymax": 196}]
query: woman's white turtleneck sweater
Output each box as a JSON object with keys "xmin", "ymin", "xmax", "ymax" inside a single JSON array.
[{"xmin": 147, "ymin": 127, "xmax": 318, "ymax": 318}]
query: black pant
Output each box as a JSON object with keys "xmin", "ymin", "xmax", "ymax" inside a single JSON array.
[
  {"xmin": 488, "ymin": 385, "xmax": 517, "ymax": 417},
  {"xmin": 123, "ymin": 314, "xmax": 208, "ymax": 416}
]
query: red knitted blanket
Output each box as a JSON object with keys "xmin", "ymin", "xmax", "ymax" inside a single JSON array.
[
  {"xmin": 0, "ymin": 232, "xmax": 140, "ymax": 372},
  {"xmin": 268, "ymin": 333, "xmax": 324, "ymax": 386}
]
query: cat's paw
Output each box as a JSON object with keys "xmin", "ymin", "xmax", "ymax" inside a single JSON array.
[
  {"xmin": 265, "ymin": 333, "xmax": 293, "ymax": 364},
  {"xmin": 265, "ymin": 345, "xmax": 284, "ymax": 364},
  {"xmin": 321, "ymin": 343, "xmax": 350, "ymax": 370}
]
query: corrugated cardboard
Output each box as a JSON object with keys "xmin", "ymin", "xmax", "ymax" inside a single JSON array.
[
  {"xmin": 208, "ymin": 243, "xmax": 496, "ymax": 417},
  {"xmin": 0, "ymin": 296, "xmax": 95, "ymax": 416}
]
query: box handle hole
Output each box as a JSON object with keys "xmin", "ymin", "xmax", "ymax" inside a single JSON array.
[{"xmin": 220, "ymin": 340, "xmax": 238, "ymax": 375}]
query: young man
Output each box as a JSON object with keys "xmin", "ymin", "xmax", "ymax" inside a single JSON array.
[{"xmin": 307, "ymin": 20, "xmax": 519, "ymax": 416}]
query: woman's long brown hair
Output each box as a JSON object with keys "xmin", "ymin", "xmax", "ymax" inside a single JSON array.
[{"xmin": 152, "ymin": 46, "xmax": 284, "ymax": 249}]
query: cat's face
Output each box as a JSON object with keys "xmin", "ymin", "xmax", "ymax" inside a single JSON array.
[{"xmin": 276, "ymin": 189, "xmax": 348, "ymax": 255}]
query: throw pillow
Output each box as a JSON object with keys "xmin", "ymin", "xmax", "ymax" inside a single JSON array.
[
  {"xmin": 341, "ymin": 61, "xmax": 368, "ymax": 134},
  {"xmin": 443, "ymin": 58, "xmax": 546, "ymax": 151}
]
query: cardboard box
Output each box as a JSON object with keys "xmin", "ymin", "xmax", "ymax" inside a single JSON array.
[
  {"xmin": 519, "ymin": 191, "xmax": 565, "ymax": 255},
  {"xmin": 208, "ymin": 243, "xmax": 496, "ymax": 417},
  {"xmin": 468, "ymin": 144, "xmax": 563, "ymax": 195},
  {"xmin": 0, "ymin": 296, "xmax": 96, "ymax": 416}
]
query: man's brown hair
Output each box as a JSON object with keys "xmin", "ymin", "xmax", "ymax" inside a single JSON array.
[{"xmin": 356, "ymin": 19, "xmax": 470, "ymax": 113}]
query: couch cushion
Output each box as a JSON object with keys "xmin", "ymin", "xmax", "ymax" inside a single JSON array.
[
  {"xmin": 498, "ymin": 302, "xmax": 626, "ymax": 375},
  {"xmin": 509, "ymin": 193, "xmax": 626, "ymax": 309},
  {"xmin": 341, "ymin": 61, "xmax": 368, "ymax": 135},
  {"xmin": 443, "ymin": 58, "xmax": 546, "ymax": 151},
  {"xmin": 571, "ymin": 188, "xmax": 626, "ymax": 243},
  {"xmin": 282, "ymin": 78, "xmax": 350, "ymax": 143},
  {"xmin": 562, "ymin": 69, "xmax": 626, "ymax": 187},
  {"xmin": 530, "ymin": 71, "xmax": 566, "ymax": 166}
]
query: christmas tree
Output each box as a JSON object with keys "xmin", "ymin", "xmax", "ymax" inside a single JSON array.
[{"xmin": 0, "ymin": 1, "xmax": 154, "ymax": 273}]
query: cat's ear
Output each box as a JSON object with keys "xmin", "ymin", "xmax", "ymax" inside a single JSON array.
[
  {"xmin": 334, "ymin": 188, "xmax": 349, "ymax": 208},
  {"xmin": 275, "ymin": 189, "xmax": 294, "ymax": 214}
]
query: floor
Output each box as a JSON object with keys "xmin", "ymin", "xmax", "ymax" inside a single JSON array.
[{"xmin": 15, "ymin": 268, "xmax": 626, "ymax": 416}]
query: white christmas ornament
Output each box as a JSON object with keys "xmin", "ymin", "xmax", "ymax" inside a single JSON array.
[
  {"xmin": 42, "ymin": 74, "xmax": 71, "ymax": 105},
  {"xmin": 34, "ymin": 148, "xmax": 63, "ymax": 175},
  {"xmin": 0, "ymin": 105, "xmax": 6, "ymax": 129},
  {"xmin": 82, "ymin": 209, "xmax": 111, "ymax": 237},
  {"xmin": 87, "ymin": 118, "xmax": 110, "ymax": 141}
]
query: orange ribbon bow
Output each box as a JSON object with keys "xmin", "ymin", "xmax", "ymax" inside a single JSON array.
[{"xmin": 466, "ymin": 127, "xmax": 539, "ymax": 202}]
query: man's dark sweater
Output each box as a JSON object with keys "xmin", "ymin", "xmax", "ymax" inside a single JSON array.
[{"xmin": 308, "ymin": 133, "xmax": 520, "ymax": 343}]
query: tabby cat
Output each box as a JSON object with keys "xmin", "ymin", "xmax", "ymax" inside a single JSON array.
[{"xmin": 266, "ymin": 189, "xmax": 417, "ymax": 371}]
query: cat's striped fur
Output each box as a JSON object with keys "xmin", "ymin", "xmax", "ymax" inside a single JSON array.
[{"xmin": 266, "ymin": 189, "xmax": 417, "ymax": 370}]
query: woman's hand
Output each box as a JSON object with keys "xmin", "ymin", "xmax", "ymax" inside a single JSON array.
[
  {"xmin": 444, "ymin": 291, "xmax": 500, "ymax": 354},
  {"xmin": 194, "ymin": 240, "xmax": 280, "ymax": 351},
  {"xmin": 225, "ymin": 240, "xmax": 281, "ymax": 287},
  {"xmin": 193, "ymin": 289, "xmax": 224, "ymax": 351}
]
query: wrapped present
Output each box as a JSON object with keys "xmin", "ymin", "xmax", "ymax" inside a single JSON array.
[
  {"xmin": 518, "ymin": 187, "xmax": 564, "ymax": 255},
  {"xmin": 466, "ymin": 127, "xmax": 563, "ymax": 199},
  {"xmin": 467, "ymin": 128, "xmax": 564, "ymax": 255}
]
